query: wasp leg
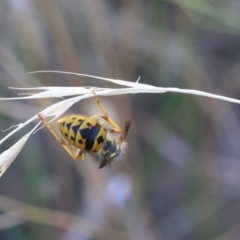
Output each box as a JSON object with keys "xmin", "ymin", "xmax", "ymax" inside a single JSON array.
[
  {"xmin": 70, "ymin": 144, "xmax": 86, "ymax": 160},
  {"xmin": 91, "ymin": 89, "xmax": 122, "ymax": 134},
  {"xmin": 38, "ymin": 114, "xmax": 84, "ymax": 160},
  {"xmin": 88, "ymin": 114, "xmax": 122, "ymax": 134}
]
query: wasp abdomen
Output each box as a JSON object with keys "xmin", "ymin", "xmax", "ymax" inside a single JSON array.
[{"xmin": 57, "ymin": 116, "xmax": 107, "ymax": 152}]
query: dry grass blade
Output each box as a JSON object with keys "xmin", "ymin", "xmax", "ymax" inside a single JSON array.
[
  {"xmin": 0, "ymin": 123, "xmax": 40, "ymax": 177},
  {"xmin": 0, "ymin": 134, "xmax": 29, "ymax": 177},
  {"xmin": 0, "ymin": 195, "xmax": 130, "ymax": 240}
]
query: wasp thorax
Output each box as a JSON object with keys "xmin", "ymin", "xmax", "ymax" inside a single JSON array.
[
  {"xmin": 98, "ymin": 136, "xmax": 128, "ymax": 169},
  {"xmin": 101, "ymin": 138, "xmax": 121, "ymax": 160}
]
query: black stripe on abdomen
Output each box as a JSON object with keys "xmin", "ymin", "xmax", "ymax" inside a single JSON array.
[{"xmin": 79, "ymin": 122, "xmax": 101, "ymax": 151}]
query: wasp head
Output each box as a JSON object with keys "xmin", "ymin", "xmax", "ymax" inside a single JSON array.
[{"xmin": 99, "ymin": 119, "xmax": 132, "ymax": 169}]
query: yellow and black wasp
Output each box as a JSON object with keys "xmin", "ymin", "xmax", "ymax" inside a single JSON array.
[{"xmin": 38, "ymin": 90, "xmax": 131, "ymax": 168}]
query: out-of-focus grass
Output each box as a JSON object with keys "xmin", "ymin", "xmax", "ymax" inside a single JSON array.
[{"xmin": 0, "ymin": 0, "xmax": 240, "ymax": 240}]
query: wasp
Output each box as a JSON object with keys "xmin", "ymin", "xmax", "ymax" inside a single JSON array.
[{"xmin": 38, "ymin": 90, "xmax": 131, "ymax": 169}]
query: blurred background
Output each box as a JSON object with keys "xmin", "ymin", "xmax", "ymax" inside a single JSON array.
[{"xmin": 0, "ymin": 0, "xmax": 240, "ymax": 239}]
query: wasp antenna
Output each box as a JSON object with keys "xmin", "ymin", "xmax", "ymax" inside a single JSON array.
[
  {"xmin": 99, "ymin": 158, "xmax": 108, "ymax": 169},
  {"xmin": 119, "ymin": 119, "xmax": 132, "ymax": 142}
]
